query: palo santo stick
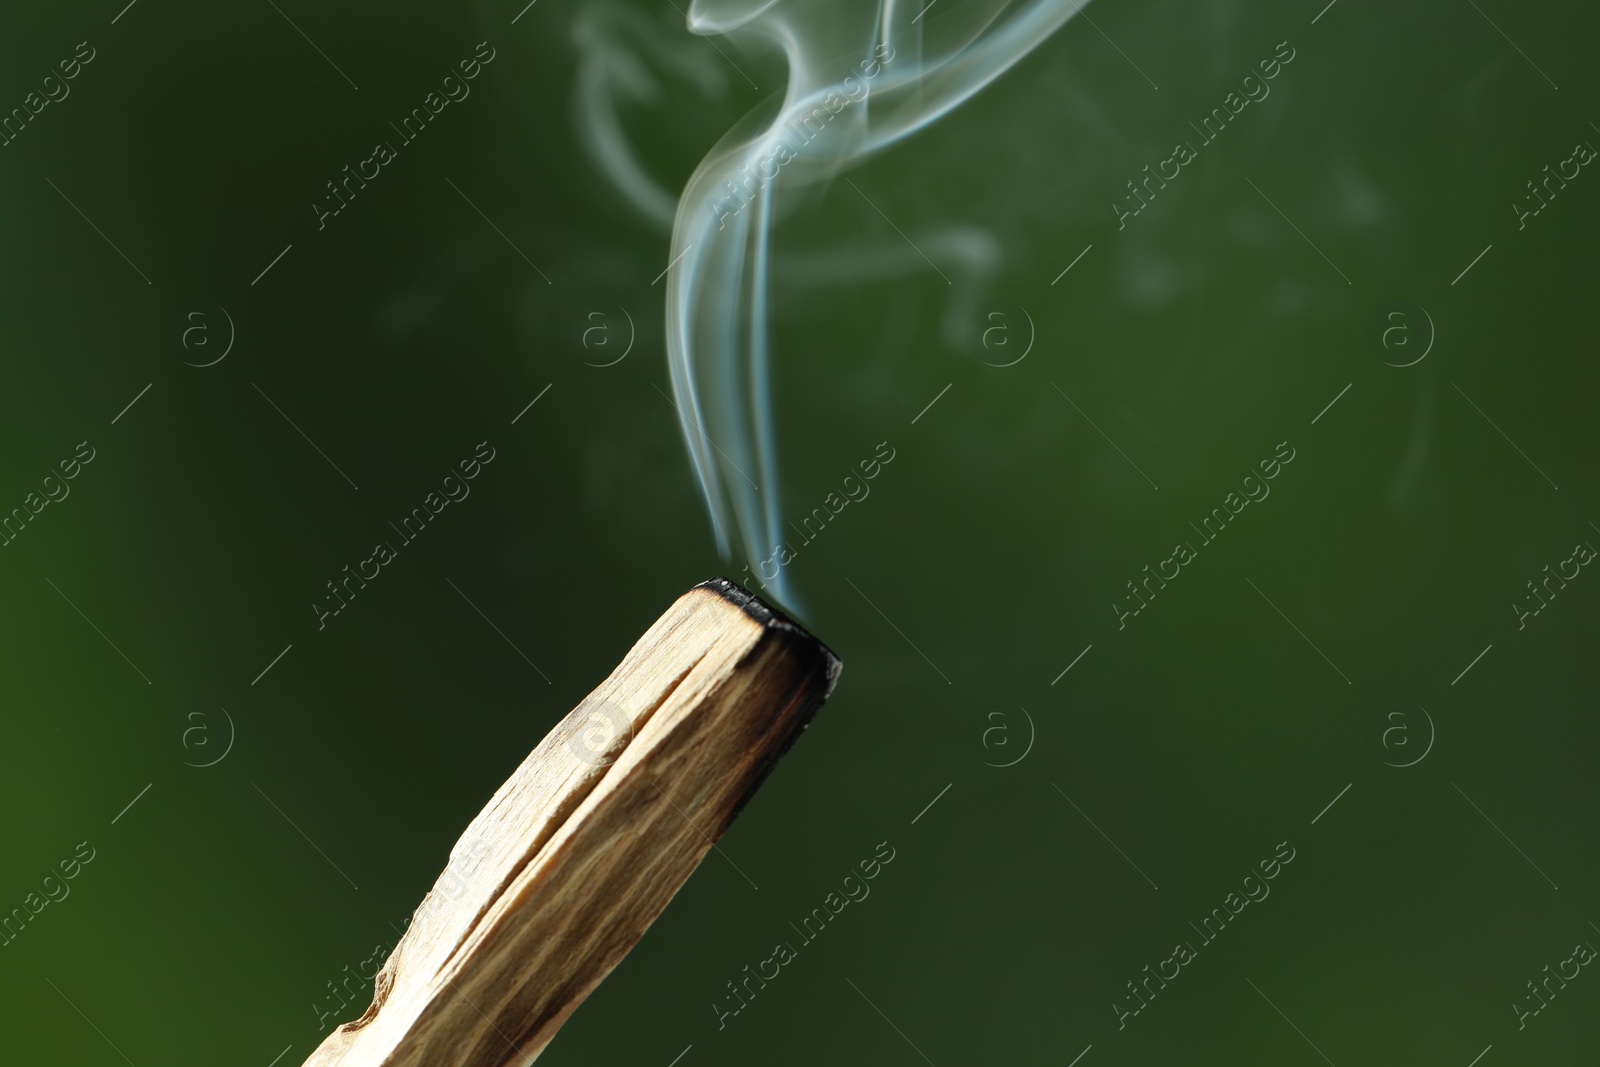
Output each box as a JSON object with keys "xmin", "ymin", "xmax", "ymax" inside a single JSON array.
[{"xmin": 302, "ymin": 578, "xmax": 840, "ymax": 1067}]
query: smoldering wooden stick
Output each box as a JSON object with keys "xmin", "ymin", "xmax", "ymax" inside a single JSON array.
[{"xmin": 302, "ymin": 578, "xmax": 840, "ymax": 1067}]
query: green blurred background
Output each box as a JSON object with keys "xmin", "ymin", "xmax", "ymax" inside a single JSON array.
[{"xmin": 2, "ymin": 0, "xmax": 1598, "ymax": 1063}]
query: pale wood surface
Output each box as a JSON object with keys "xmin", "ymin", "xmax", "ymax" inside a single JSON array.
[{"xmin": 301, "ymin": 579, "xmax": 839, "ymax": 1067}]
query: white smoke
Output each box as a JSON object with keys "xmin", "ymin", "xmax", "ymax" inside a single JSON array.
[{"xmin": 580, "ymin": 0, "xmax": 1087, "ymax": 607}]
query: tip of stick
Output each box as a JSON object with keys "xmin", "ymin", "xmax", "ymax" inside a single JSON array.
[{"xmin": 695, "ymin": 577, "xmax": 842, "ymax": 699}]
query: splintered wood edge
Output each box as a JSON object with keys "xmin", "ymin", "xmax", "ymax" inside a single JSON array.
[{"xmin": 302, "ymin": 579, "xmax": 840, "ymax": 1067}]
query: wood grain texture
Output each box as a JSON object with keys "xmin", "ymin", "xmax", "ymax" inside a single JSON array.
[{"xmin": 301, "ymin": 578, "xmax": 839, "ymax": 1067}]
